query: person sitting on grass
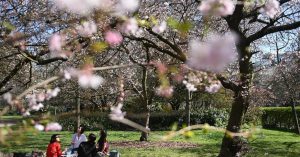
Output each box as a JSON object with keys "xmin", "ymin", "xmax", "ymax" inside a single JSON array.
[
  {"xmin": 71, "ymin": 125, "xmax": 87, "ymax": 153},
  {"xmin": 46, "ymin": 134, "xmax": 62, "ymax": 157},
  {"xmin": 78, "ymin": 133, "xmax": 98, "ymax": 157},
  {"xmin": 97, "ymin": 129, "xmax": 109, "ymax": 156}
]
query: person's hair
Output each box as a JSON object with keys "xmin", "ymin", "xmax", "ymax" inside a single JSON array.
[
  {"xmin": 88, "ymin": 133, "xmax": 97, "ymax": 143},
  {"xmin": 98, "ymin": 130, "xmax": 107, "ymax": 151},
  {"xmin": 75, "ymin": 125, "xmax": 85, "ymax": 134},
  {"xmin": 50, "ymin": 134, "xmax": 59, "ymax": 143}
]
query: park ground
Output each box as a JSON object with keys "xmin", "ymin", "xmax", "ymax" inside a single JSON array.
[{"xmin": 0, "ymin": 129, "xmax": 299, "ymax": 157}]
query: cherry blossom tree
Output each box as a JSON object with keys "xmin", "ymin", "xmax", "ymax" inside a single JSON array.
[{"xmin": 1, "ymin": 0, "xmax": 300, "ymax": 156}]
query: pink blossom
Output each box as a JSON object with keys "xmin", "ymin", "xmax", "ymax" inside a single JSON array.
[
  {"xmin": 104, "ymin": 31, "xmax": 123, "ymax": 46},
  {"xmin": 260, "ymin": 0, "xmax": 280, "ymax": 19},
  {"xmin": 36, "ymin": 93, "xmax": 46, "ymax": 102},
  {"xmin": 52, "ymin": 0, "xmax": 105, "ymax": 15},
  {"xmin": 150, "ymin": 61, "xmax": 168, "ymax": 74},
  {"xmin": 49, "ymin": 34, "xmax": 69, "ymax": 58},
  {"xmin": 109, "ymin": 103, "xmax": 126, "ymax": 120},
  {"xmin": 156, "ymin": 86, "xmax": 174, "ymax": 98},
  {"xmin": 198, "ymin": 0, "xmax": 235, "ymax": 17},
  {"xmin": 186, "ymin": 33, "xmax": 237, "ymax": 73},
  {"xmin": 45, "ymin": 122, "xmax": 62, "ymax": 131},
  {"xmin": 205, "ymin": 82, "xmax": 222, "ymax": 93},
  {"xmin": 76, "ymin": 21, "xmax": 97, "ymax": 37},
  {"xmin": 152, "ymin": 21, "xmax": 167, "ymax": 34}
]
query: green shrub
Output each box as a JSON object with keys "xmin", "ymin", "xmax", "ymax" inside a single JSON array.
[
  {"xmin": 56, "ymin": 107, "xmax": 229, "ymax": 131},
  {"xmin": 261, "ymin": 107, "xmax": 300, "ymax": 131}
]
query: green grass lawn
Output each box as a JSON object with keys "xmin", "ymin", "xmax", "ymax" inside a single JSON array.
[{"xmin": 0, "ymin": 129, "xmax": 299, "ymax": 157}]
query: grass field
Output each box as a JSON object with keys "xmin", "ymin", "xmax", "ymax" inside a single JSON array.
[{"xmin": 0, "ymin": 129, "xmax": 299, "ymax": 157}]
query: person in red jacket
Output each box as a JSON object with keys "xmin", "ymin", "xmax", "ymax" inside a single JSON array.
[{"xmin": 47, "ymin": 134, "xmax": 62, "ymax": 157}]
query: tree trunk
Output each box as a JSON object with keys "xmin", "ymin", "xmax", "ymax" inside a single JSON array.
[
  {"xmin": 290, "ymin": 99, "xmax": 300, "ymax": 134},
  {"xmin": 76, "ymin": 87, "xmax": 80, "ymax": 128},
  {"xmin": 140, "ymin": 66, "xmax": 150, "ymax": 141},
  {"xmin": 140, "ymin": 110, "xmax": 150, "ymax": 141},
  {"xmin": 219, "ymin": 40, "xmax": 252, "ymax": 156},
  {"xmin": 218, "ymin": 92, "xmax": 248, "ymax": 157},
  {"xmin": 185, "ymin": 90, "xmax": 191, "ymax": 126}
]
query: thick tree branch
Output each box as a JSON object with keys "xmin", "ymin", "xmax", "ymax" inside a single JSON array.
[
  {"xmin": 248, "ymin": 20, "xmax": 300, "ymax": 42},
  {"xmin": 217, "ymin": 75, "xmax": 239, "ymax": 91}
]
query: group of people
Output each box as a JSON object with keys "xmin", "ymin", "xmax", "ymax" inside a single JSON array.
[{"xmin": 46, "ymin": 126, "xmax": 109, "ymax": 157}]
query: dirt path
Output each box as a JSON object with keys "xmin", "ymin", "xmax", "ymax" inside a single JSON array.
[{"xmin": 110, "ymin": 141, "xmax": 199, "ymax": 148}]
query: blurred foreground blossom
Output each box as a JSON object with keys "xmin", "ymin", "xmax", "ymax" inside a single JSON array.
[
  {"xmin": 116, "ymin": 0, "xmax": 140, "ymax": 13},
  {"xmin": 76, "ymin": 21, "xmax": 97, "ymax": 37},
  {"xmin": 52, "ymin": 0, "xmax": 105, "ymax": 15},
  {"xmin": 198, "ymin": 0, "xmax": 235, "ymax": 17},
  {"xmin": 205, "ymin": 82, "xmax": 222, "ymax": 93},
  {"xmin": 260, "ymin": 0, "xmax": 280, "ymax": 18},
  {"xmin": 45, "ymin": 122, "xmax": 62, "ymax": 131},
  {"xmin": 49, "ymin": 34, "xmax": 71, "ymax": 58},
  {"xmin": 63, "ymin": 64, "xmax": 104, "ymax": 89},
  {"xmin": 152, "ymin": 21, "xmax": 167, "ymax": 34},
  {"xmin": 3, "ymin": 92, "xmax": 13, "ymax": 105},
  {"xmin": 122, "ymin": 18, "xmax": 142, "ymax": 36},
  {"xmin": 46, "ymin": 87, "xmax": 61, "ymax": 99},
  {"xmin": 186, "ymin": 33, "xmax": 237, "ymax": 73},
  {"xmin": 109, "ymin": 103, "xmax": 126, "ymax": 120},
  {"xmin": 156, "ymin": 86, "xmax": 174, "ymax": 98},
  {"xmin": 34, "ymin": 124, "xmax": 45, "ymax": 131},
  {"xmin": 104, "ymin": 30, "xmax": 123, "ymax": 46}
]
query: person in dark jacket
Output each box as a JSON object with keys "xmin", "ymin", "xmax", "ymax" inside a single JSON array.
[{"xmin": 77, "ymin": 133, "xmax": 97, "ymax": 157}]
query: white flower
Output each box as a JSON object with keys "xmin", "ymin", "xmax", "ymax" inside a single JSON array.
[
  {"xmin": 260, "ymin": 0, "xmax": 280, "ymax": 19},
  {"xmin": 205, "ymin": 82, "xmax": 222, "ymax": 93},
  {"xmin": 23, "ymin": 110, "xmax": 30, "ymax": 116},
  {"xmin": 123, "ymin": 18, "xmax": 139, "ymax": 35},
  {"xmin": 198, "ymin": 0, "xmax": 235, "ymax": 17},
  {"xmin": 183, "ymin": 81, "xmax": 197, "ymax": 92},
  {"xmin": 34, "ymin": 124, "xmax": 45, "ymax": 131},
  {"xmin": 46, "ymin": 87, "xmax": 61, "ymax": 99},
  {"xmin": 76, "ymin": 21, "xmax": 97, "ymax": 37},
  {"xmin": 152, "ymin": 21, "xmax": 167, "ymax": 34},
  {"xmin": 109, "ymin": 103, "xmax": 126, "ymax": 120},
  {"xmin": 45, "ymin": 122, "xmax": 62, "ymax": 131}
]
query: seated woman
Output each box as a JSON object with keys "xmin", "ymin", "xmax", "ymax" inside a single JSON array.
[
  {"xmin": 97, "ymin": 129, "xmax": 109, "ymax": 156},
  {"xmin": 46, "ymin": 134, "xmax": 62, "ymax": 157},
  {"xmin": 71, "ymin": 125, "xmax": 87, "ymax": 153}
]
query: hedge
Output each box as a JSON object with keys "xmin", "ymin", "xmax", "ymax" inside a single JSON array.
[
  {"xmin": 56, "ymin": 108, "xmax": 229, "ymax": 131},
  {"xmin": 261, "ymin": 107, "xmax": 300, "ymax": 131}
]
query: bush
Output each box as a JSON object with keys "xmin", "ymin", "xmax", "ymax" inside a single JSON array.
[
  {"xmin": 56, "ymin": 107, "xmax": 229, "ymax": 131},
  {"xmin": 261, "ymin": 107, "xmax": 300, "ymax": 131}
]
